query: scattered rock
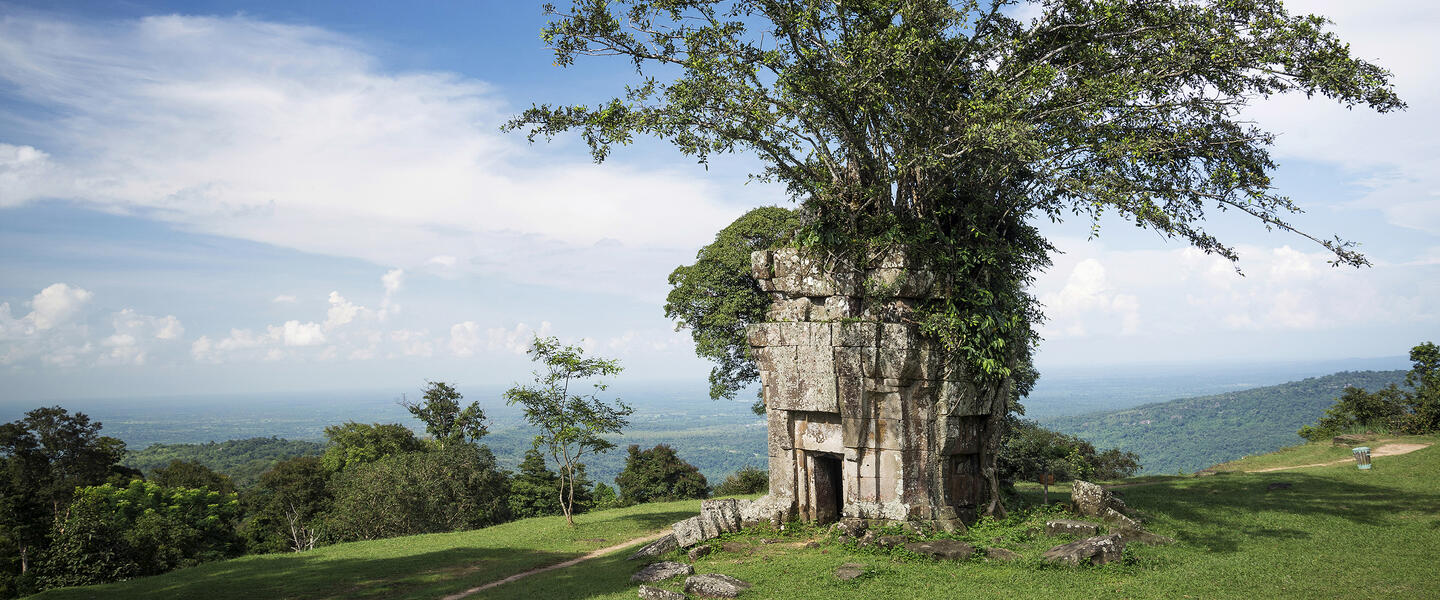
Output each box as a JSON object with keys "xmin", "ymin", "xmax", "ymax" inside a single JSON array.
[
  {"xmin": 673, "ymin": 499, "xmax": 747, "ymax": 547},
  {"xmin": 632, "ymin": 561, "xmax": 695, "ymax": 583},
  {"xmin": 1115, "ymin": 528, "xmax": 1175, "ymax": 546},
  {"xmin": 687, "ymin": 545, "xmax": 713, "ymax": 562},
  {"xmin": 804, "ymin": 541, "xmax": 820, "ymax": 549},
  {"xmin": 835, "ymin": 519, "xmax": 868, "ymax": 538},
  {"xmin": 835, "ymin": 563, "xmax": 867, "ymax": 580},
  {"xmin": 759, "ymin": 538, "xmax": 780, "ymax": 545},
  {"xmin": 984, "ymin": 547, "xmax": 1022, "ymax": 562},
  {"xmin": 1072, "ymin": 481, "xmax": 1143, "ymax": 529},
  {"xmin": 720, "ymin": 542, "xmax": 750, "ymax": 554},
  {"xmin": 630, "ymin": 534, "xmax": 680, "ymax": 561},
  {"xmin": 1046, "ymin": 519, "xmax": 1100, "ymax": 537},
  {"xmin": 1041, "ymin": 534, "xmax": 1126, "ymax": 566},
  {"xmin": 684, "ymin": 573, "xmax": 752, "ymax": 598},
  {"xmin": 638, "ymin": 585, "xmax": 687, "ymax": 600},
  {"xmin": 874, "ymin": 535, "xmax": 908, "ymax": 549},
  {"xmin": 1267, "ymin": 482, "xmax": 1293, "ymax": 491},
  {"xmin": 903, "ymin": 539, "xmax": 974, "ymax": 560}
]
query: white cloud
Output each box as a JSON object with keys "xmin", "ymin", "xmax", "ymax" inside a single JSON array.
[
  {"xmin": 277, "ymin": 320, "xmax": 326, "ymax": 347},
  {"xmin": 485, "ymin": 321, "xmax": 553, "ymax": 356},
  {"xmin": 1038, "ymin": 259, "xmax": 1141, "ymax": 338},
  {"xmin": 448, "ymin": 321, "xmax": 482, "ymax": 357},
  {"xmin": 1241, "ymin": 1, "xmax": 1440, "ymax": 235},
  {"xmin": 324, "ymin": 291, "xmax": 364, "ymax": 329},
  {"xmin": 0, "ymin": 14, "xmax": 744, "ymax": 301},
  {"xmin": 0, "ymin": 285, "xmax": 184, "ymax": 367},
  {"xmin": 28, "ymin": 283, "xmax": 93, "ymax": 330}
]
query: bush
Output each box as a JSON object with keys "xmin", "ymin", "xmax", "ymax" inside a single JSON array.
[
  {"xmin": 38, "ymin": 480, "xmax": 241, "ymax": 590},
  {"xmin": 713, "ymin": 466, "xmax": 768, "ymax": 496},
  {"xmin": 508, "ymin": 449, "xmax": 562, "ymax": 519},
  {"xmin": 239, "ymin": 455, "xmax": 331, "ymax": 554},
  {"xmin": 326, "ymin": 445, "xmax": 510, "ymax": 541},
  {"xmin": 997, "ymin": 419, "xmax": 1140, "ymax": 484},
  {"xmin": 615, "ymin": 444, "xmax": 709, "ymax": 504}
]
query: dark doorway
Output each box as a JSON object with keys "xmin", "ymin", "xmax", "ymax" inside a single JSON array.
[{"xmin": 812, "ymin": 454, "xmax": 843, "ymax": 524}]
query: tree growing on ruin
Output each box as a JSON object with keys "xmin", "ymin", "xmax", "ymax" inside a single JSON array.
[
  {"xmin": 505, "ymin": 336, "xmax": 632, "ymax": 526},
  {"xmin": 507, "ymin": 0, "xmax": 1401, "ymax": 515}
]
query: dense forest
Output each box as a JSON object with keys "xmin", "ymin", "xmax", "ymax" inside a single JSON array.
[
  {"xmin": 1041, "ymin": 371, "xmax": 1408, "ymax": 474},
  {"xmin": 122, "ymin": 438, "xmax": 325, "ymax": 487}
]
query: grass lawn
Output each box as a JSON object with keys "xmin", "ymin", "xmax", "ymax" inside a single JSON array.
[
  {"xmin": 30, "ymin": 439, "xmax": 1440, "ymax": 599},
  {"xmin": 28, "ymin": 499, "xmax": 703, "ymax": 600},
  {"xmin": 498, "ymin": 440, "xmax": 1440, "ymax": 600},
  {"xmin": 1212, "ymin": 435, "xmax": 1433, "ymax": 472}
]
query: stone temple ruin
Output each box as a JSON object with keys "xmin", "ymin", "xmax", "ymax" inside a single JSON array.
[{"xmin": 738, "ymin": 248, "xmax": 1011, "ymax": 530}]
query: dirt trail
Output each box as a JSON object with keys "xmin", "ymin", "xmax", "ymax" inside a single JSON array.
[
  {"xmin": 439, "ymin": 531, "xmax": 669, "ymax": 600},
  {"xmin": 1246, "ymin": 442, "xmax": 1430, "ymax": 473},
  {"xmin": 1104, "ymin": 442, "xmax": 1432, "ymax": 490}
]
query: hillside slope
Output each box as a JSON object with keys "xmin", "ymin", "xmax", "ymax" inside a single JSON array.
[
  {"xmin": 1039, "ymin": 370, "xmax": 1406, "ymax": 474},
  {"xmin": 30, "ymin": 440, "xmax": 1440, "ymax": 599}
]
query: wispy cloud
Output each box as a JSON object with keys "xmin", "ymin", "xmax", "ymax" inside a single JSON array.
[{"xmin": 0, "ymin": 13, "xmax": 743, "ymax": 302}]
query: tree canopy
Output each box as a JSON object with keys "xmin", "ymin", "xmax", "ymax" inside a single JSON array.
[{"xmin": 508, "ymin": 0, "xmax": 1402, "ymax": 397}]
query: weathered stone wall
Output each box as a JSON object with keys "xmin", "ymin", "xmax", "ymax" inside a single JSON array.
[{"xmin": 746, "ymin": 248, "xmax": 1009, "ymax": 527}]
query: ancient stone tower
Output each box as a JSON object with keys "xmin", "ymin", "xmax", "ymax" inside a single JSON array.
[{"xmin": 744, "ymin": 248, "xmax": 1009, "ymax": 529}]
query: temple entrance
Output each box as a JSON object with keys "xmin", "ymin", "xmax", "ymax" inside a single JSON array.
[{"xmin": 812, "ymin": 453, "xmax": 843, "ymax": 524}]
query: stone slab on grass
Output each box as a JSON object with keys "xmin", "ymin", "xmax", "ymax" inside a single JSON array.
[
  {"xmin": 629, "ymin": 534, "xmax": 679, "ymax": 561},
  {"xmin": 638, "ymin": 585, "xmax": 687, "ymax": 600},
  {"xmin": 1046, "ymin": 518, "xmax": 1101, "ymax": 537},
  {"xmin": 684, "ymin": 573, "xmax": 753, "ymax": 598},
  {"xmin": 1042, "ymin": 533, "xmax": 1126, "ymax": 566},
  {"xmin": 632, "ymin": 561, "xmax": 694, "ymax": 583}
]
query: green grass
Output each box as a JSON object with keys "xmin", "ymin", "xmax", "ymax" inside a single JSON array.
[
  {"xmin": 28, "ymin": 499, "xmax": 704, "ymax": 600},
  {"xmin": 499, "ymin": 440, "xmax": 1440, "ymax": 600},
  {"xmin": 33, "ymin": 440, "xmax": 1440, "ymax": 599},
  {"xmin": 1212, "ymin": 435, "xmax": 1434, "ymax": 472}
]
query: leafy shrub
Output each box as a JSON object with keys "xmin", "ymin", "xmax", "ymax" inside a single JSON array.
[
  {"xmin": 714, "ymin": 466, "xmax": 768, "ymax": 496},
  {"xmin": 239, "ymin": 455, "xmax": 331, "ymax": 554},
  {"xmin": 615, "ymin": 444, "xmax": 709, "ymax": 504},
  {"xmin": 508, "ymin": 449, "xmax": 562, "ymax": 519},
  {"xmin": 39, "ymin": 480, "xmax": 241, "ymax": 590},
  {"xmin": 326, "ymin": 445, "xmax": 509, "ymax": 541},
  {"xmin": 997, "ymin": 419, "xmax": 1140, "ymax": 484}
]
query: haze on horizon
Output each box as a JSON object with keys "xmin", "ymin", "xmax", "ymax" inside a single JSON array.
[{"xmin": 1, "ymin": 1, "xmax": 1437, "ymax": 403}]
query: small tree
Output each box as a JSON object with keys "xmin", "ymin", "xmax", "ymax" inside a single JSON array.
[
  {"xmin": 399, "ymin": 381, "xmax": 488, "ymax": 448},
  {"xmin": 714, "ymin": 466, "xmax": 769, "ymax": 497},
  {"xmin": 508, "ymin": 449, "xmax": 563, "ymax": 519},
  {"xmin": 504, "ymin": 336, "xmax": 633, "ymax": 526},
  {"xmin": 240, "ymin": 456, "xmax": 331, "ymax": 554},
  {"xmin": 615, "ymin": 444, "xmax": 710, "ymax": 505}
]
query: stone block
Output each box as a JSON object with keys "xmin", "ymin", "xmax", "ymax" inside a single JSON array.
[
  {"xmin": 752, "ymin": 345, "xmax": 796, "ymax": 374},
  {"xmin": 842, "ymin": 417, "xmax": 908, "ymax": 450},
  {"xmin": 861, "ymin": 346, "xmax": 918, "ymax": 380},
  {"xmin": 1046, "ymin": 519, "xmax": 1101, "ymax": 537},
  {"xmin": 767, "ymin": 408, "xmax": 792, "ymax": 452},
  {"xmin": 831, "ymin": 321, "xmax": 879, "ymax": 347},
  {"xmin": 879, "ymin": 323, "xmax": 918, "ymax": 348},
  {"xmin": 864, "ymin": 377, "xmax": 903, "ymax": 393},
  {"xmin": 865, "ymin": 267, "xmax": 935, "ymax": 298},
  {"xmin": 1041, "ymin": 534, "xmax": 1126, "ymax": 566},
  {"xmin": 938, "ymin": 379, "xmax": 987, "ymax": 416},
  {"xmin": 791, "ymin": 412, "xmax": 843, "ymax": 453},
  {"xmin": 768, "ymin": 452, "xmax": 796, "ymax": 499},
  {"xmin": 818, "ymin": 295, "xmax": 860, "ymax": 320},
  {"xmin": 684, "ymin": 573, "xmax": 752, "ymax": 599},
  {"xmin": 639, "ymin": 585, "xmax": 687, "ymax": 600},
  {"xmin": 673, "ymin": 516, "xmax": 705, "ymax": 547},
  {"xmin": 750, "ymin": 249, "xmax": 772, "ymax": 281},
  {"xmin": 854, "ymin": 448, "xmax": 905, "ymax": 476},
  {"xmin": 766, "ymin": 297, "xmax": 811, "ymax": 322},
  {"xmin": 628, "ymin": 533, "xmax": 679, "ymax": 560},
  {"xmin": 632, "ymin": 561, "xmax": 694, "ymax": 583}
]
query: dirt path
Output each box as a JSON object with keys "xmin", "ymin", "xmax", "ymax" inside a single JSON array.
[
  {"xmin": 1246, "ymin": 442, "xmax": 1431, "ymax": 473},
  {"xmin": 439, "ymin": 531, "xmax": 669, "ymax": 600},
  {"xmin": 1103, "ymin": 442, "xmax": 1433, "ymax": 490}
]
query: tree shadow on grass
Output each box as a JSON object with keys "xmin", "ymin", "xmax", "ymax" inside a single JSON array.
[
  {"xmin": 1108, "ymin": 469, "xmax": 1440, "ymax": 554},
  {"xmin": 30, "ymin": 545, "xmax": 576, "ymax": 600}
]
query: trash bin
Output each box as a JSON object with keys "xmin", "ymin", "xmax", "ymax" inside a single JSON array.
[{"xmin": 1352, "ymin": 446, "xmax": 1372, "ymax": 470}]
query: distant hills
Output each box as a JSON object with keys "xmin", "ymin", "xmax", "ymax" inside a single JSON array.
[{"xmin": 1039, "ymin": 370, "xmax": 1408, "ymax": 474}]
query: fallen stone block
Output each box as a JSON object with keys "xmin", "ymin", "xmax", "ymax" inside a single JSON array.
[
  {"xmin": 638, "ymin": 584, "xmax": 687, "ymax": 600},
  {"xmin": 903, "ymin": 539, "xmax": 975, "ymax": 560},
  {"xmin": 835, "ymin": 563, "xmax": 866, "ymax": 580},
  {"xmin": 1041, "ymin": 534, "xmax": 1126, "ymax": 566},
  {"xmin": 684, "ymin": 573, "xmax": 753, "ymax": 598},
  {"xmin": 984, "ymin": 547, "xmax": 1021, "ymax": 562},
  {"xmin": 632, "ymin": 561, "xmax": 694, "ymax": 583},
  {"xmin": 630, "ymin": 534, "xmax": 679, "ymax": 561},
  {"xmin": 687, "ymin": 545, "xmax": 712, "ymax": 562},
  {"xmin": 1046, "ymin": 519, "xmax": 1100, "ymax": 537}
]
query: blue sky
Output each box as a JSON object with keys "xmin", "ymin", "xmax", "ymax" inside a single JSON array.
[{"xmin": 1, "ymin": 1, "xmax": 1437, "ymax": 402}]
